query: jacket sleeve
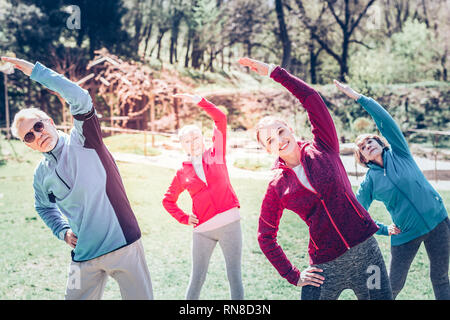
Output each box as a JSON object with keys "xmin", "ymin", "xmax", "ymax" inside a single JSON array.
[
  {"xmin": 356, "ymin": 173, "xmax": 389, "ymax": 236},
  {"xmin": 30, "ymin": 62, "xmax": 102, "ymax": 149},
  {"xmin": 258, "ymin": 183, "xmax": 301, "ymax": 286},
  {"xmin": 33, "ymin": 176, "xmax": 70, "ymax": 240},
  {"xmin": 198, "ymin": 98, "xmax": 227, "ymax": 164},
  {"xmin": 356, "ymin": 95, "xmax": 410, "ymax": 157},
  {"xmin": 270, "ymin": 66, "xmax": 339, "ymax": 153},
  {"xmin": 162, "ymin": 173, "xmax": 190, "ymax": 225}
]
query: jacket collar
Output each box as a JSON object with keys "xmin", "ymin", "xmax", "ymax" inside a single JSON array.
[
  {"xmin": 43, "ymin": 131, "xmax": 66, "ymax": 162},
  {"xmin": 182, "ymin": 152, "xmax": 205, "ymax": 166},
  {"xmin": 366, "ymin": 147, "xmax": 389, "ymax": 170},
  {"xmin": 272, "ymin": 140, "xmax": 308, "ymax": 170}
]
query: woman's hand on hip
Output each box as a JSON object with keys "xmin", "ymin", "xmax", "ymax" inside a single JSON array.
[
  {"xmin": 297, "ymin": 266, "xmax": 325, "ymax": 287},
  {"xmin": 388, "ymin": 224, "xmax": 401, "ymax": 236},
  {"xmin": 188, "ymin": 214, "xmax": 199, "ymax": 226}
]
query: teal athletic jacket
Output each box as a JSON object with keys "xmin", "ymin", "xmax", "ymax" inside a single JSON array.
[
  {"xmin": 31, "ymin": 62, "xmax": 141, "ymax": 262},
  {"xmin": 355, "ymin": 95, "xmax": 448, "ymax": 246}
]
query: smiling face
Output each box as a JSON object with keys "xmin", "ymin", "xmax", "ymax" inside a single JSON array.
[
  {"xmin": 17, "ymin": 117, "xmax": 59, "ymax": 153},
  {"xmin": 257, "ymin": 119, "xmax": 297, "ymax": 158},
  {"xmin": 179, "ymin": 127, "xmax": 205, "ymax": 157}
]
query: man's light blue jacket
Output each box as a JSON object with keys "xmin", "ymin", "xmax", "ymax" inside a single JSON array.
[{"xmin": 31, "ymin": 62, "xmax": 141, "ymax": 261}]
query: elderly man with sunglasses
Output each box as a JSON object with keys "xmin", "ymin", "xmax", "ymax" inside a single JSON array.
[{"xmin": 3, "ymin": 56, "xmax": 153, "ymax": 300}]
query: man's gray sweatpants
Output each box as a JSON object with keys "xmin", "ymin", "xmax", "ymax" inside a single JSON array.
[{"xmin": 186, "ymin": 220, "xmax": 244, "ymax": 300}]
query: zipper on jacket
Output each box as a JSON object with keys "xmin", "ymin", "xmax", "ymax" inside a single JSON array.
[
  {"xmin": 385, "ymin": 173, "xmax": 431, "ymax": 231},
  {"xmin": 55, "ymin": 169, "xmax": 71, "ymax": 190},
  {"xmin": 286, "ymin": 168, "xmax": 351, "ymax": 250},
  {"xmin": 310, "ymin": 235, "xmax": 319, "ymax": 250},
  {"xmin": 48, "ymin": 151, "xmax": 71, "ymax": 190},
  {"xmin": 320, "ymin": 198, "xmax": 351, "ymax": 249},
  {"xmin": 48, "ymin": 151, "xmax": 57, "ymax": 162},
  {"xmin": 344, "ymin": 191, "xmax": 365, "ymax": 220},
  {"xmin": 372, "ymin": 152, "xmax": 431, "ymax": 231},
  {"xmin": 201, "ymin": 160, "xmax": 208, "ymax": 187}
]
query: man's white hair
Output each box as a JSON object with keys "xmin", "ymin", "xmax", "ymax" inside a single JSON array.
[{"xmin": 11, "ymin": 108, "xmax": 51, "ymax": 139}]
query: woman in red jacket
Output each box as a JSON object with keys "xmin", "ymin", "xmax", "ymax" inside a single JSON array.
[
  {"xmin": 162, "ymin": 93, "xmax": 243, "ymax": 300},
  {"xmin": 239, "ymin": 57, "xmax": 393, "ymax": 300}
]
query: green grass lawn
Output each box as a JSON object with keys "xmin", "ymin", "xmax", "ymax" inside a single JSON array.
[
  {"xmin": 103, "ymin": 133, "xmax": 167, "ymax": 156},
  {"xmin": 0, "ymin": 138, "xmax": 448, "ymax": 300},
  {"xmin": 233, "ymin": 157, "xmax": 273, "ymax": 171}
]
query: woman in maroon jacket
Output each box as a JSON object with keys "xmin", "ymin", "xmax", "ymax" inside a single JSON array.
[
  {"xmin": 162, "ymin": 93, "xmax": 243, "ymax": 300},
  {"xmin": 239, "ymin": 57, "xmax": 393, "ymax": 300}
]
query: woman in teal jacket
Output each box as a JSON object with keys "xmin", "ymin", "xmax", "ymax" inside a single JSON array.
[{"xmin": 335, "ymin": 80, "xmax": 449, "ymax": 300}]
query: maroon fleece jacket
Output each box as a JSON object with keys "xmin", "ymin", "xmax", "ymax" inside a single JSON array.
[{"xmin": 258, "ymin": 66, "xmax": 379, "ymax": 286}]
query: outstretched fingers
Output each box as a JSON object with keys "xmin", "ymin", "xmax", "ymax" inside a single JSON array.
[
  {"xmin": 173, "ymin": 93, "xmax": 202, "ymax": 104},
  {"xmin": 333, "ymin": 79, "xmax": 347, "ymax": 91},
  {"xmin": 1, "ymin": 56, "xmax": 33, "ymax": 76},
  {"xmin": 333, "ymin": 79, "xmax": 360, "ymax": 100},
  {"xmin": 238, "ymin": 57, "xmax": 268, "ymax": 76}
]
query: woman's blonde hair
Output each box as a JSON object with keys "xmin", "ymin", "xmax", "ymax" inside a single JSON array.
[
  {"xmin": 255, "ymin": 116, "xmax": 290, "ymax": 146},
  {"xmin": 354, "ymin": 133, "xmax": 390, "ymax": 167},
  {"xmin": 178, "ymin": 124, "xmax": 202, "ymax": 140},
  {"xmin": 11, "ymin": 108, "xmax": 51, "ymax": 139}
]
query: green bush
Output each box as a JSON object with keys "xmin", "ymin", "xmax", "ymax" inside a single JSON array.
[
  {"xmin": 233, "ymin": 157, "xmax": 273, "ymax": 171},
  {"xmin": 352, "ymin": 117, "xmax": 374, "ymax": 134},
  {"xmin": 350, "ymin": 19, "xmax": 441, "ymax": 86}
]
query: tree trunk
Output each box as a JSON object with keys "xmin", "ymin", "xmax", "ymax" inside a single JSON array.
[
  {"xmin": 143, "ymin": 23, "xmax": 153, "ymax": 58},
  {"xmin": 228, "ymin": 48, "xmax": 233, "ymax": 71},
  {"xmin": 142, "ymin": 0, "xmax": 156, "ymax": 58},
  {"xmin": 88, "ymin": 30, "xmax": 97, "ymax": 58},
  {"xmin": 169, "ymin": 35, "xmax": 176, "ymax": 64},
  {"xmin": 340, "ymin": 35, "xmax": 349, "ymax": 81},
  {"xmin": 274, "ymin": 0, "xmax": 291, "ymax": 69},
  {"xmin": 247, "ymin": 41, "xmax": 252, "ymax": 57},
  {"xmin": 191, "ymin": 34, "xmax": 203, "ymax": 69},
  {"xmin": 156, "ymin": 34, "xmax": 163, "ymax": 60},
  {"xmin": 133, "ymin": 11, "xmax": 143, "ymax": 53},
  {"xmin": 170, "ymin": 12, "xmax": 182, "ymax": 64},
  {"xmin": 185, "ymin": 30, "xmax": 192, "ymax": 68},
  {"xmin": 208, "ymin": 46, "xmax": 215, "ymax": 72},
  {"xmin": 441, "ymin": 46, "xmax": 448, "ymax": 81},
  {"xmin": 156, "ymin": 29, "xmax": 167, "ymax": 61}
]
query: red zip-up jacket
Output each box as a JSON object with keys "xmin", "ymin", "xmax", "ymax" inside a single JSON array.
[
  {"xmin": 162, "ymin": 98, "xmax": 240, "ymax": 227},
  {"xmin": 258, "ymin": 67, "xmax": 379, "ymax": 286}
]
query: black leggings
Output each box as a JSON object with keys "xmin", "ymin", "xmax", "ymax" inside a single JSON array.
[
  {"xmin": 301, "ymin": 236, "xmax": 393, "ymax": 300},
  {"xmin": 389, "ymin": 217, "xmax": 450, "ymax": 300}
]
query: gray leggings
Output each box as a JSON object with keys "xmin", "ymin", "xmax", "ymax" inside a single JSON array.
[
  {"xmin": 389, "ymin": 217, "xmax": 450, "ymax": 300},
  {"xmin": 186, "ymin": 220, "xmax": 244, "ymax": 300},
  {"xmin": 301, "ymin": 236, "xmax": 393, "ymax": 300}
]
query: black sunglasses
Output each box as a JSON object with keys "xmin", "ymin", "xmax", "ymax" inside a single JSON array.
[{"xmin": 23, "ymin": 120, "xmax": 45, "ymax": 143}]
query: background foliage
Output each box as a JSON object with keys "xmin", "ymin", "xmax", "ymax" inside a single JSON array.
[{"xmin": 0, "ymin": 0, "xmax": 448, "ymax": 139}]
